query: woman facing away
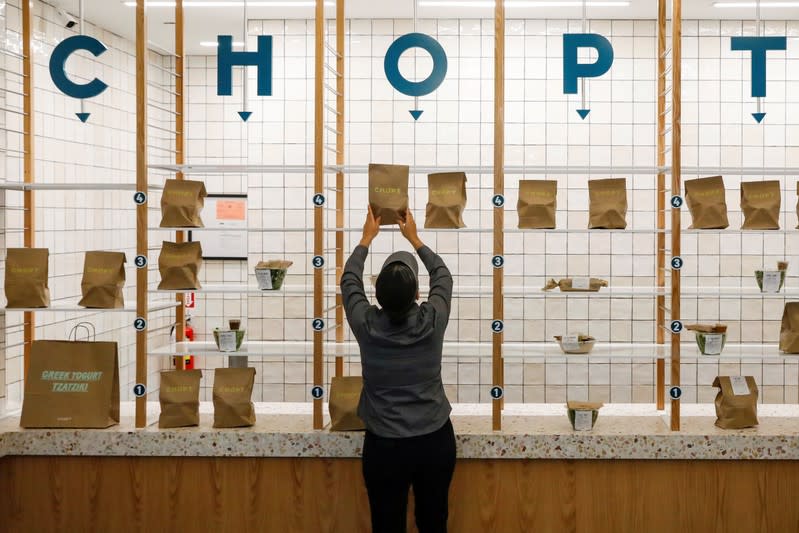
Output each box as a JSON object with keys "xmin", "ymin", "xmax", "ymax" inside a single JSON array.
[{"xmin": 340, "ymin": 206, "xmax": 456, "ymax": 533}]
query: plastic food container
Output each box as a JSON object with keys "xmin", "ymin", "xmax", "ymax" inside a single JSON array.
[
  {"xmin": 755, "ymin": 270, "xmax": 786, "ymax": 293},
  {"xmin": 694, "ymin": 331, "xmax": 727, "ymax": 356},
  {"xmin": 554, "ymin": 335, "xmax": 596, "ymax": 355},
  {"xmin": 254, "ymin": 260, "xmax": 292, "ymax": 290},
  {"xmin": 567, "ymin": 401, "xmax": 602, "ymax": 431},
  {"xmin": 213, "ymin": 328, "xmax": 246, "ymax": 352}
]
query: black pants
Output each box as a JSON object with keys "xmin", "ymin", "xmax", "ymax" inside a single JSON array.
[{"xmin": 362, "ymin": 419, "xmax": 456, "ymax": 533}]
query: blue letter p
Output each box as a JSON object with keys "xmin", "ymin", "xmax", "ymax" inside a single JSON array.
[{"xmin": 563, "ymin": 33, "xmax": 614, "ymax": 95}]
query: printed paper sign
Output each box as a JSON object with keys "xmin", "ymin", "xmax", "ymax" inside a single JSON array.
[
  {"xmin": 703, "ymin": 334, "xmax": 724, "ymax": 355},
  {"xmin": 216, "ymin": 200, "xmax": 246, "ymax": 221},
  {"xmin": 574, "ymin": 410, "xmax": 594, "ymax": 431},
  {"xmin": 762, "ymin": 271, "xmax": 781, "ymax": 293},
  {"xmin": 572, "ymin": 277, "xmax": 590, "ymax": 290},
  {"xmin": 562, "ymin": 334, "xmax": 581, "ymax": 352},
  {"xmin": 730, "ymin": 376, "xmax": 751, "ymax": 396},
  {"xmin": 218, "ymin": 331, "xmax": 237, "ymax": 352}
]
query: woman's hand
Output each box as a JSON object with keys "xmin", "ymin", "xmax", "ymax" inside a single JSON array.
[
  {"xmin": 399, "ymin": 210, "xmax": 424, "ymax": 250},
  {"xmin": 360, "ymin": 205, "xmax": 381, "ymax": 247}
]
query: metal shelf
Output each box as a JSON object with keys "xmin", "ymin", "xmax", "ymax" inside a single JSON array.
[
  {"xmin": 148, "ymin": 340, "xmax": 799, "ymax": 361},
  {"xmin": 0, "ymin": 182, "xmax": 137, "ymax": 191},
  {"xmin": 5, "ymin": 300, "xmax": 179, "ymax": 313}
]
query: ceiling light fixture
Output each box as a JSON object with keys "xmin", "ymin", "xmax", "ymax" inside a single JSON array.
[
  {"xmin": 200, "ymin": 41, "xmax": 245, "ymax": 47},
  {"xmin": 418, "ymin": 1, "xmax": 630, "ymax": 7},
  {"xmin": 123, "ymin": 1, "xmax": 334, "ymax": 7},
  {"xmin": 713, "ymin": 1, "xmax": 799, "ymax": 6}
]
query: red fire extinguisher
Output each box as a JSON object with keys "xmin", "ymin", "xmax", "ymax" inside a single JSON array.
[{"xmin": 183, "ymin": 316, "xmax": 195, "ymax": 370}]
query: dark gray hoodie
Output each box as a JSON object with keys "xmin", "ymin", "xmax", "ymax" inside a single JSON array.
[{"xmin": 341, "ymin": 244, "xmax": 453, "ymax": 438}]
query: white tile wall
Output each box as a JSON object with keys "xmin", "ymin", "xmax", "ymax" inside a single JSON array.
[
  {"xmin": 5, "ymin": 14, "xmax": 799, "ymax": 411},
  {"xmin": 0, "ymin": 0, "xmax": 174, "ymax": 415}
]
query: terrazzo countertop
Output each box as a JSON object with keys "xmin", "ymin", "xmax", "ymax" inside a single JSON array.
[{"xmin": 1, "ymin": 403, "xmax": 798, "ymax": 460}]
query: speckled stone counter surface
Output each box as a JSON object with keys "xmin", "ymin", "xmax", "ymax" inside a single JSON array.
[{"xmin": 1, "ymin": 403, "xmax": 798, "ymax": 460}]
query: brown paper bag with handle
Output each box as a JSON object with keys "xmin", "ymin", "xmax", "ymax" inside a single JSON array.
[
  {"xmin": 779, "ymin": 302, "xmax": 799, "ymax": 353},
  {"xmin": 160, "ymin": 179, "xmax": 207, "ymax": 228},
  {"xmin": 213, "ymin": 367, "xmax": 256, "ymax": 428},
  {"xmin": 518, "ymin": 180, "xmax": 557, "ymax": 229},
  {"xmin": 159, "ymin": 370, "xmax": 202, "ymax": 428},
  {"xmin": 158, "ymin": 241, "xmax": 203, "ymax": 290},
  {"xmin": 329, "ymin": 376, "xmax": 366, "ymax": 431},
  {"xmin": 369, "ymin": 164, "xmax": 409, "ymax": 225},
  {"xmin": 685, "ymin": 176, "xmax": 729, "ymax": 229},
  {"xmin": 425, "ymin": 172, "xmax": 467, "ymax": 228},
  {"xmin": 79, "ymin": 251, "xmax": 127, "ymax": 309},
  {"xmin": 20, "ymin": 338, "xmax": 119, "ymax": 428},
  {"xmin": 588, "ymin": 178, "xmax": 627, "ymax": 229},
  {"xmin": 5, "ymin": 248, "xmax": 50, "ymax": 308},
  {"xmin": 741, "ymin": 180, "xmax": 780, "ymax": 230},
  {"xmin": 712, "ymin": 376, "xmax": 758, "ymax": 429}
]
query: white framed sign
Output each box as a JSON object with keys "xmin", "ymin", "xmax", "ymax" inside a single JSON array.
[{"xmin": 190, "ymin": 194, "xmax": 248, "ymax": 260}]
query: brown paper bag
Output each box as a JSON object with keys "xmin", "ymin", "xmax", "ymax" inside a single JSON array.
[
  {"xmin": 213, "ymin": 367, "xmax": 256, "ymax": 428},
  {"xmin": 20, "ymin": 340, "xmax": 119, "ymax": 428},
  {"xmin": 685, "ymin": 176, "xmax": 729, "ymax": 229},
  {"xmin": 158, "ymin": 241, "xmax": 202, "ymax": 290},
  {"xmin": 424, "ymin": 172, "xmax": 467, "ymax": 228},
  {"xmin": 159, "ymin": 370, "xmax": 202, "ymax": 428},
  {"xmin": 160, "ymin": 179, "xmax": 207, "ymax": 228},
  {"xmin": 741, "ymin": 180, "xmax": 780, "ymax": 230},
  {"xmin": 78, "ymin": 251, "xmax": 126, "ymax": 309},
  {"xmin": 5, "ymin": 248, "xmax": 50, "ymax": 308},
  {"xmin": 588, "ymin": 178, "xmax": 627, "ymax": 229},
  {"xmin": 712, "ymin": 376, "xmax": 758, "ymax": 429},
  {"xmin": 779, "ymin": 302, "xmax": 799, "ymax": 353},
  {"xmin": 543, "ymin": 278, "xmax": 608, "ymax": 292},
  {"xmin": 518, "ymin": 180, "xmax": 557, "ymax": 229},
  {"xmin": 329, "ymin": 376, "xmax": 365, "ymax": 431},
  {"xmin": 369, "ymin": 163, "xmax": 409, "ymax": 225}
]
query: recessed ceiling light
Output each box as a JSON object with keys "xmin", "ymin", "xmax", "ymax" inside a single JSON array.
[
  {"xmin": 124, "ymin": 1, "xmax": 333, "ymax": 7},
  {"xmin": 714, "ymin": 1, "xmax": 799, "ymax": 6},
  {"xmin": 418, "ymin": 1, "xmax": 630, "ymax": 6},
  {"xmin": 201, "ymin": 41, "xmax": 245, "ymax": 47}
]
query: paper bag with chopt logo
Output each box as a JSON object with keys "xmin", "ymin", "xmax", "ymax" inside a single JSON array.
[
  {"xmin": 685, "ymin": 176, "xmax": 729, "ymax": 229},
  {"xmin": 712, "ymin": 376, "xmax": 758, "ymax": 429},
  {"xmin": 160, "ymin": 178, "xmax": 208, "ymax": 228},
  {"xmin": 588, "ymin": 178, "xmax": 627, "ymax": 229},
  {"xmin": 78, "ymin": 251, "xmax": 127, "ymax": 309},
  {"xmin": 213, "ymin": 367, "xmax": 256, "ymax": 428},
  {"xmin": 425, "ymin": 172, "xmax": 467, "ymax": 229},
  {"xmin": 741, "ymin": 180, "xmax": 780, "ymax": 230},
  {"xmin": 159, "ymin": 370, "xmax": 202, "ymax": 428},
  {"xmin": 5, "ymin": 248, "xmax": 50, "ymax": 308},
  {"xmin": 518, "ymin": 180, "xmax": 557, "ymax": 229},
  {"xmin": 329, "ymin": 376, "xmax": 366, "ymax": 431},
  {"xmin": 369, "ymin": 163, "xmax": 409, "ymax": 225},
  {"xmin": 158, "ymin": 241, "xmax": 203, "ymax": 290},
  {"xmin": 21, "ymin": 326, "xmax": 119, "ymax": 428}
]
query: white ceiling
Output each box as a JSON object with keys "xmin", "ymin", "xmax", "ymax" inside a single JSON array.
[{"xmin": 52, "ymin": 1, "xmax": 799, "ymax": 55}]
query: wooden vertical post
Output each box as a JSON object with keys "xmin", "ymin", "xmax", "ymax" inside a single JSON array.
[
  {"xmin": 173, "ymin": 0, "xmax": 186, "ymax": 371},
  {"xmin": 656, "ymin": 0, "xmax": 666, "ymax": 411},
  {"xmin": 22, "ymin": 0, "xmax": 34, "ymax": 379},
  {"xmin": 670, "ymin": 0, "xmax": 682, "ymax": 432},
  {"xmin": 313, "ymin": 0, "xmax": 325, "ymax": 430},
  {"xmin": 135, "ymin": 0, "xmax": 149, "ymax": 429},
  {"xmin": 335, "ymin": 0, "xmax": 345, "ymax": 378},
  {"xmin": 492, "ymin": 0, "xmax": 505, "ymax": 432}
]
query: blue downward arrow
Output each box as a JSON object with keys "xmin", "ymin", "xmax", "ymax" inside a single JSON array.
[
  {"xmin": 76, "ymin": 112, "xmax": 90, "ymax": 123},
  {"xmin": 752, "ymin": 112, "xmax": 766, "ymax": 123},
  {"xmin": 238, "ymin": 111, "xmax": 252, "ymax": 122},
  {"xmin": 409, "ymin": 110, "xmax": 424, "ymax": 121},
  {"xmin": 577, "ymin": 109, "xmax": 591, "ymax": 120}
]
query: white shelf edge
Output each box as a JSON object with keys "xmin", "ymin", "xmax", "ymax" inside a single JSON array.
[{"xmin": 0, "ymin": 182, "xmax": 137, "ymax": 191}]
